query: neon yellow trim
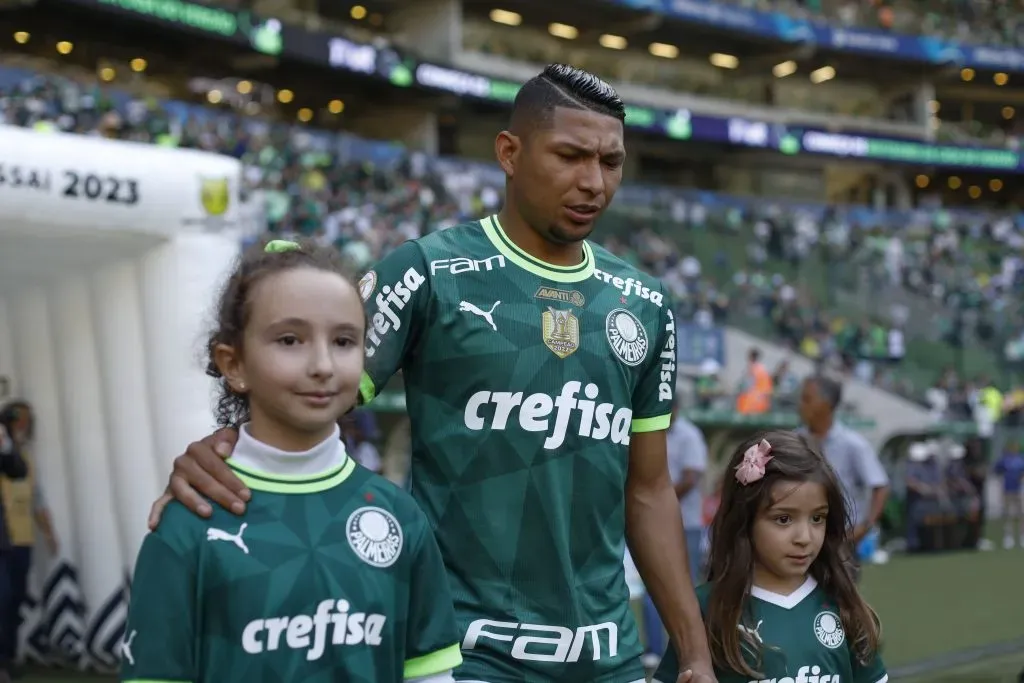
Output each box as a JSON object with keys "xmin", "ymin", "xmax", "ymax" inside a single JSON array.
[
  {"xmin": 404, "ymin": 642, "xmax": 463, "ymax": 678},
  {"xmin": 359, "ymin": 371, "xmax": 377, "ymax": 404},
  {"xmin": 228, "ymin": 457, "xmax": 356, "ymax": 494},
  {"xmin": 481, "ymin": 215, "xmax": 595, "ymax": 283},
  {"xmin": 632, "ymin": 414, "xmax": 671, "ymax": 433}
]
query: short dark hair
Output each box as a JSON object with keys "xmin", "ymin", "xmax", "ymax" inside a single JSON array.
[
  {"xmin": 510, "ymin": 63, "xmax": 625, "ymax": 131},
  {"xmin": 810, "ymin": 373, "xmax": 843, "ymax": 411}
]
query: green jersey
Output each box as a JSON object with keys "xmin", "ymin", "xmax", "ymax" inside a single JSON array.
[
  {"xmin": 653, "ymin": 579, "xmax": 888, "ymax": 683},
  {"xmin": 122, "ymin": 456, "xmax": 462, "ymax": 682},
  {"xmin": 358, "ymin": 215, "xmax": 677, "ymax": 682}
]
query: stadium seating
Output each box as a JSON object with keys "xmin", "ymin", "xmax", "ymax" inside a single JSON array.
[
  {"xmin": 726, "ymin": 0, "xmax": 1024, "ymax": 49},
  {"xmin": 1, "ymin": 66, "xmax": 1019, "ymax": 410}
]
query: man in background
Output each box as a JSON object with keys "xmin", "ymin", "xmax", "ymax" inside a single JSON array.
[
  {"xmin": 994, "ymin": 440, "xmax": 1024, "ymax": 548},
  {"xmin": 667, "ymin": 404, "xmax": 708, "ymax": 582},
  {"xmin": 904, "ymin": 441, "xmax": 944, "ymax": 552},
  {"xmin": 798, "ymin": 375, "xmax": 889, "ymax": 577},
  {"xmin": 0, "ymin": 401, "xmax": 46, "ymax": 683},
  {"xmin": 736, "ymin": 347, "xmax": 772, "ymax": 414},
  {"xmin": 344, "ymin": 409, "xmax": 383, "ymax": 474}
]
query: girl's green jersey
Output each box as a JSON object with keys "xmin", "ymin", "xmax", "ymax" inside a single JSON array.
[
  {"xmin": 121, "ymin": 460, "xmax": 462, "ymax": 683},
  {"xmin": 654, "ymin": 578, "xmax": 887, "ymax": 683}
]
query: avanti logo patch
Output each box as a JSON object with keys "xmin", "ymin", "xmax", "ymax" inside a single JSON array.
[{"xmin": 533, "ymin": 287, "xmax": 585, "ymax": 307}]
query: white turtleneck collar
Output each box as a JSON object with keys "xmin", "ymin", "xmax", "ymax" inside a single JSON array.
[{"xmin": 228, "ymin": 423, "xmax": 348, "ymax": 478}]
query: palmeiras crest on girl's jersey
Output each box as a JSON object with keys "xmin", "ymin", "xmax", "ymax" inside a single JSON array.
[
  {"xmin": 346, "ymin": 506, "xmax": 403, "ymax": 568},
  {"xmin": 812, "ymin": 610, "xmax": 845, "ymax": 649}
]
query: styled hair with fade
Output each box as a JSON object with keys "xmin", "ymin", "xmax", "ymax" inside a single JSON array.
[{"xmin": 510, "ymin": 63, "xmax": 625, "ymax": 130}]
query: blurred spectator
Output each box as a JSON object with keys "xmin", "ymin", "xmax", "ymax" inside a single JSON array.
[
  {"xmin": 0, "ymin": 401, "xmax": 32, "ymax": 682},
  {"xmin": 944, "ymin": 442, "xmax": 981, "ymax": 540},
  {"xmin": 693, "ymin": 359, "xmax": 725, "ymax": 410},
  {"xmin": 644, "ymin": 403, "xmax": 708, "ymax": 670},
  {"xmin": 344, "ymin": 410, "xmax": 383, "ymax": 474},
  {"xmin": 771, "ymin": 359, "xmax": 801, "ymax": 409},
  {"xmin": 736, "ymin": 348, "xmax": 773, "ymax": 414},
  {"xmin": 993, "ymin": 440, "xmax": 1024, "ymax": 548},
  {"xmin": 798, "ymin": 374, "xmax": 890, "ymax": 564},
  {"xmin": 667, "ymin": 404, "xmax": 709, "ymax": 581},
  {"xmin": 904, "ymin": 442, "xmax": 946, "ymax": 552}
]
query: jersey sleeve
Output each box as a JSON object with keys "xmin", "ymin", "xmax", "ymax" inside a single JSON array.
[
  {"xmin": 851, "ymin": 649, "xmax": 888, "ymax": 683},
  {"xmin": 631, "ymin": 288, "xmax": 677, "ymax": 433},
  {"xmin": 403, "ymin": 515, "xmax": 462, "ymax": 679},
  {"xmin": 359, "ymin": 240, "xmax": 432, "ymax": 405},
  {"xmin": 121, "ymin": 509, "xmax": 198, "ymax": 682}
]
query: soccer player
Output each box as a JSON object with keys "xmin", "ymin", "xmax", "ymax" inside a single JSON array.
[
  {"xmin": 150, "ymin": 65, "xmax": 715, "ymax": 683},
  {"xmin": 654, "ymin": 432, "xmax": 887, "ymax": 683},
  {"xmin": 122, "ymin": 239, "xmax": 462, "ymax": 683}
]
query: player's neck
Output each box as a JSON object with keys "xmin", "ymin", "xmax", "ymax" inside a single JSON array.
[
  {"xmin": 496, "ymin": 206, "xmax": 586, "ymax": 268},
  {"xmin": 230, "ymin": 423, "xmax": 347, "ymax": 477}
]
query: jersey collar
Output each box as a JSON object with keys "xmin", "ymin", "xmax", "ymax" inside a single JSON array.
[
  {"xmin": 227, "ymin": 424, "xmax": 356, "ymax": 494},
  {"xmin": 750, "ymin": 576, "xmax": 818, "ymax": 610},
  {"xmin": 481, "ymin": 215, "xmax": 596, "ymax": 283}
]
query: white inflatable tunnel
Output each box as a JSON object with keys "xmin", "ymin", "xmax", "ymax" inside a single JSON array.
[{"xmin": 0, "ymin": 125, "xmax": 253, "ymax": 671}]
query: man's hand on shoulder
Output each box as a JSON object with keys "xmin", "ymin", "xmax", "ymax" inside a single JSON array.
[{"xmin": 147, "ymin": 428, "xmax": 249, "ymax": 530}]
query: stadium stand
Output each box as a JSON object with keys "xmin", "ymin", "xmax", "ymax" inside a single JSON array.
[{"xmin": 2, "ymin": 63, "xmax": 1020, "ymax": 415}]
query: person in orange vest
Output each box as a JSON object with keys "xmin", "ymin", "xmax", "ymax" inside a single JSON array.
[{"xmin": 736, "ymin": 348, "xmax": 773, "ymax": 414}]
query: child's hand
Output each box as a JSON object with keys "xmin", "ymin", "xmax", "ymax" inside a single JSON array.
[{"xmin": 677, "ymin": 666, "xmax": 718, "ymax": 683}]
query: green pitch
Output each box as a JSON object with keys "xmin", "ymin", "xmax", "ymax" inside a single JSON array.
[
  {"xmin": 860, "ymin": 548, "xmax": 1024, "ymax": 667},
  {"xmin": 22, "ymin": 546, "xmax": 1024, "ymax": 683},
  {"xmin": 900, "ymin": 652, "xmax": 1024, "ymax": 683}
]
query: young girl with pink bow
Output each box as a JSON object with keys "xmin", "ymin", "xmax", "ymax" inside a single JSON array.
[{"xmin": 655, "ymin": 431, "xmax": 888, "ymax": 683}]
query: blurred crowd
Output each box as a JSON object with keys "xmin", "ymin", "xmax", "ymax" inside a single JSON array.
[
  {"xmin": 2, "ymin": 66, "xmax": 1023, "ymax": 416},
  {"xmin": 731, "ymin": 0, "xmax": 1024, "ymax": 48},
  {"xmin": 902, "ymin": 438, "xmax": 983, "ymax": 552}
]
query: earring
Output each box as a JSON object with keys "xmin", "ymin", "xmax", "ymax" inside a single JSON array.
[{"xmin": 238, "ymin": 382, "xmax": 246, "ymax": 391}]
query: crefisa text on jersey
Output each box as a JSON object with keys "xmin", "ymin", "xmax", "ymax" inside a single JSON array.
[
  {"xmin": 746, "ymin": 664, "xmax": 843, "ymax": 683},
  {"xmin": 464, "ymin": 380, "xmax": 633, "ymax": 449},
  {"xmin": 593, "ymin": 269, "xmax": 663, "ymax": 308},
  {"xmin": 658, "ymin": 309, "xmax": 676, "ymax": 402},
  {"xmin": 364, "ymin": 267, "xmax": 426, "ymax": 358},
  {"xmin": 241, "ymin": 598, "xmax": 387, "ymax": 661}
]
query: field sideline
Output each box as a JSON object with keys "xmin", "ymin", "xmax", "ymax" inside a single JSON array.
[{"xmin": 19, "ymin": 546, "xmax": 1024, "ymax": 683}]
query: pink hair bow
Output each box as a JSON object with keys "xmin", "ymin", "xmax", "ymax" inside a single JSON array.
[{"xmin": 735, "ymin": 439, "xmax": 773, "ymax": 485}]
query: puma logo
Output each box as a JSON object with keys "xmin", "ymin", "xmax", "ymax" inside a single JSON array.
[
  {"xmin": 207, "ymin": 522, "xmax": 249, "ymax": 554},
  {"xmin": 121, "ymin": 629, "xmax": 137, "ymax": 666},
  {"xmin": 459, "ymin": 300, "xmax": 501, "ymax": 331},
  {"xmin": 738, "ymin": 619, "xmax": 764, "ymax": 645}
]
